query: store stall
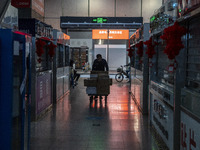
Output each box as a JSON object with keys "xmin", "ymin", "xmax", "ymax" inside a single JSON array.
[
  {"xmin": 0, "ymin": 29, "xmax": 32, "ymax": 150},
  {"xmin": 130, "ymin": 23, "xmax": 150, "ymax": 114},
  {"xmin": 70, "ymin": 47, "xmax": 88, "ymax": 69},
  {"xmin": 178, "ymin": 1, "xmax": 200, "ymax": 149},
  {"xmin": 148, "ymin": 0, "xmax": 188, "ymax": 149},
  {"xmin": 53, "ymin": 30, "xmax": 70, "ymax": 102},
  {"xmin": 19, "ymin": 18, "xmax": 54, "ymax": 120}
]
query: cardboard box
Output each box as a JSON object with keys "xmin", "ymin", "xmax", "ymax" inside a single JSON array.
[
  {"xmin": 97, "ymin": 85, "xmax": 110, "ymax": 95},
  {"xmin": 84, "ymin": 79, "xmax": 97, "ymax": 87},
  {"xmin": 98, "ymin": 74, "xmax": 109, "ymax": 79},
  {"xmin": 90, "ymin": 74, "xmax": 98, "ymax": 78},
  {"xmin": 86, "ymin": 87, "xmax": 97, "ymax": 95},
  {"xmin": 96, "ymin": 78, "xmax": 110, "ymax": 95},
  {"xmin": 91, "ymin": 71, "xmax": 108, "ymax": 75},
  {"xmin": 109, "ymin": 79, "xmax": 112, "ymax": 85},
  {"xmin": 85, "ymin": 71, "xmax": 112, "ymax": 95}
]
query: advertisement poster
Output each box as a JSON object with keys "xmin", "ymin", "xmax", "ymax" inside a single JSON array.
[{"xmin": 36, "ymin": 73, "xmax": 52, "ymax": 114}]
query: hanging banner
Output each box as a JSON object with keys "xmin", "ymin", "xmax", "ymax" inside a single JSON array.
[
  {"xmin": 92, "ymin": 30, "xmax": 129, "ymax": 40},
  {"xmin": 32, "ymin": 0, "xmax": 44, "ymax": 16},
  {"xmin": 11, "ymin": 0, "xmax": 31, "ymax": 8}
]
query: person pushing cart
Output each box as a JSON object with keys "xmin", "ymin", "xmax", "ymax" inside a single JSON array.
[{"xmin": 84, "ymin": 54, "xmax": 112, "ymax": 105}]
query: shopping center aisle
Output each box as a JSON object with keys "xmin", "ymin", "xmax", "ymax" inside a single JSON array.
[{"xmin": 30, "ymin": 78, "xmax": 159, "ymax": 150}]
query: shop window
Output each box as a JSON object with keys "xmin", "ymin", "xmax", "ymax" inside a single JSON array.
[
  {"xmin": 71, "ymin": 47, "xmax": 88, "ymax": 69},
  {"xmin": 65, "ymin": 46, "xmax": 70, "ymax": 66},
  {"xmin": 36, "ymin": 44, "xmax": 52, "ymax": 71},
  {"xmin": 155, "ymin": 37, "xmax": 174, "ymax": 87},
  {"xmin": 57, "ymin": 44, "xmax": 64, "ymax": 67},
  {"xmin": 186, "ymin": 17, "xmax": 200, "ymax": 92}
]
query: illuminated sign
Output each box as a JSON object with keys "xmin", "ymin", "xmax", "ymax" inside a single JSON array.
[
  {"xmin": 92, "ymin": 18, "xmax": 107, "ymax": 23},
  {"xmin": 150, "ymin": 16, "xmax": 156, "ymax": 22},
  {"xmin": 92, "ymin": 30, "xmax": 129, "ymax": 40}
]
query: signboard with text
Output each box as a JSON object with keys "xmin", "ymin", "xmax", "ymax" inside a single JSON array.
[
  {"xmin": 92, "ymin": 30, "xmax": 129, "ymax": 40},
  {"xmin": 181, "ymin": 111, "xmax": 200, "ymax": 150},
  {"xmin": 150, "ymin": 93, "xmax": 174, "ymax": 150},
  {"xmin": 36, "ymin": 73, "xmax": 52, "ymax": 114}
]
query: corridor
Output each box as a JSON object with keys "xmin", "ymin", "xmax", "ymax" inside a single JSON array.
[{"xmin": 30, "ymin": 78, "xmax": 159, "ymax": 150}]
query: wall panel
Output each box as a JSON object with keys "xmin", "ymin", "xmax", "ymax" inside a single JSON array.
[
  {"xmin": 90, "ymin": 0, "xmax": 115, "ymax": 17},
  {"xmin": 62, "ymin": 0, "xmax": 88, "ymax": 16},
  {"xmin": 116, "ymin": 0, "xmax": 141, "ymax": 17}
]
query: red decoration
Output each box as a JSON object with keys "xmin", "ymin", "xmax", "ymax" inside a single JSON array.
[
  {"xmin": 40, "ymin": 37, "xmax": 51, "ymax": 41},
  {"xmin": 144, "ymin": 37, "xmax": 158, "ymax": 59},
  {"xmin": 36, "ymin": 39, "xmax": 46, "ymax": 63},
  {"xmin": 136, "ymin": 41, "xmax": 143, "ymax": 57},
  {"xmin": 48, "ymin": 42, "xmax": 57, "ymax": 58},
  {"xmin": 127, "ymin": 47, "xmax": 134, "ymax": 58},
  {"xmin": 160, "ymin": 21, "xmax": 187, "ymax": 60}
]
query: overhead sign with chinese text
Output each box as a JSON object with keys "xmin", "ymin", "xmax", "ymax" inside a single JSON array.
[{"xmin": 92, "ymin": 30, "xmax": 129, "ymax": 40}]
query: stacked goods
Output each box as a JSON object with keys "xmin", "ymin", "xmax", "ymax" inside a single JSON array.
[
  {"xmin": 84, "ymin": 77, "xmax": 98, "ymax": 94},
  {"xmin": 84, "ymin": 71, "xmax": 112, "ymax": 95},
  {"xmin": 86, "ymin": 87, "xmax": 97, "ymax": 95},
  {"xmin": 84, "ymin": 78, "xmax": 97, "ymax": 87},
  {"xmin": 97, "ymin": 75, "xmax": 110, "ymax": 95},
  {"xmin": 90, "ymin": 71, "xmax": 109, "ymax": 74}
]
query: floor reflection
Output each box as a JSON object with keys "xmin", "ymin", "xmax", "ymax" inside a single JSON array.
[{"xmin": 30, "ymin": 78, "xmax": 159, "ymax": 150}]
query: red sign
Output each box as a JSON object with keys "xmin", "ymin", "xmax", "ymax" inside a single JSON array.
[{"xmin": 11, "ymin": 0, "xmax": 30, "ymax": 8}]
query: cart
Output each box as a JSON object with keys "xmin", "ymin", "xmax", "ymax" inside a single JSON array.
[
  {"xmin": 88, "ymin": 94, "xmax": 108, "ymax": 105},
  {"xmin": 84, "ymin": 71, "xmax": 112, "ymax": 105}
]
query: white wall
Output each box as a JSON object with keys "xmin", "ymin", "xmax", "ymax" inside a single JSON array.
[{"xmin": 45, "ymin": 0, "xmax": 162, "ymax": 30}]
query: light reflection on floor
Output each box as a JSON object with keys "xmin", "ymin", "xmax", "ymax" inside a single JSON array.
[{"xmin": 30, "ymin": 78, "xmax": 159, "ymax": 150}]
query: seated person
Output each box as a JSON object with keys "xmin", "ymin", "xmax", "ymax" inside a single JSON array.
[{"xmin": 70, "ymin": 59, "xmax": 80, "ymax": 86}]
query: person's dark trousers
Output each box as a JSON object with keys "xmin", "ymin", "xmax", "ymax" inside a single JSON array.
[{"xmin": 74, "ymin": 73, "xmax": 80, "ymax": 82}]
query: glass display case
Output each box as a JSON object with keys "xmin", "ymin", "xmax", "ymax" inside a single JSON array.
[
  {"xmin": 56, "ymin": 44, "xmax": 64, "ymax": 68},
  {"xmin": 185, "ymin": 17, "xmax": 200, "ymax": 92},
  {"xmin": 155, "ymin": 35, "xmax": 174, "ymax": 87}
]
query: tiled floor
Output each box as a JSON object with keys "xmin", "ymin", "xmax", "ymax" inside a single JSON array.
[{"xmin": 30, "ymin": 78, "xmax": 159, "ymax": 150}]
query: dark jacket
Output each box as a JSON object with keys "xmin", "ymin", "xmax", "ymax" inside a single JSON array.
[{"xmin": 92, "ymin": 59, "xmax": 109, "ymax": 71}]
